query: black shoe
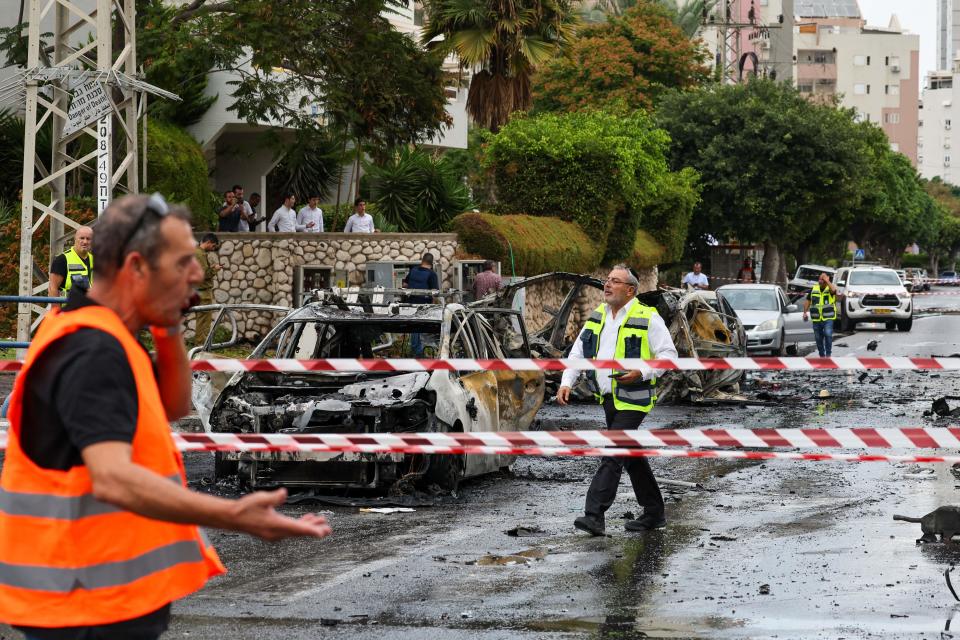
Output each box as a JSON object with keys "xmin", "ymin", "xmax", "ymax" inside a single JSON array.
[
  {"xmin": 574, "ymin": 515, "xmax": 606, "ymax": 536},
  {"xmin": 625, "ymin": 512, "xmax": 666, "ymax": 532}
]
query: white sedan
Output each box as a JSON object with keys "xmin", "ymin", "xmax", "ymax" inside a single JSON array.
[{"xmin": 716, "ymin": 284, "xmax": 814, "ymax": 355}]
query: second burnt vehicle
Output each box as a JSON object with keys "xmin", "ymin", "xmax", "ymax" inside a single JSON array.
[{"xmin": 208, "ymin": 289, "xmax": 544, "ymax": 491}]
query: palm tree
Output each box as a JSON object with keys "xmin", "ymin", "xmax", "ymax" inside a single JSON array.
[
  {"xmin": 585, "ymin": 0, "xmax": 717, "ymax": 38},
  {"xmin": 421, "ymin": 0, "xmax": 577, "ymax": 132}
]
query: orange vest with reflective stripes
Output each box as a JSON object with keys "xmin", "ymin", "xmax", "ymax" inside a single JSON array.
[{"xmin": 0, "ymin": 305, "xmax": 225, "ymax": 627}]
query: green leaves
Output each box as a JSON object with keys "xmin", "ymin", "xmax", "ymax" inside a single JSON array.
[
  {"xmin": 423, "ymin": 0, "xmax": 576, "ymax": 131},
  {"xmin": 366, "ymin": 147, "xmax": 473, "ymax": 232},
  {"xmin": 484, "ymin": 109, "xmax": 695, "ymax": 265}
]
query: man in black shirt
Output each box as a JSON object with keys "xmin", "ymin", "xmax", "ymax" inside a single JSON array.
[
  {"xmin": 3, "ymin": 194, "xmax": 332, "ymax": 640},
  {"xmin": 48, "ymin": 225, "xmax": 93, "ymax": 297},
  {"xmin": 217, "ymin": 190, "xmax": 242, "ymax": 232}
]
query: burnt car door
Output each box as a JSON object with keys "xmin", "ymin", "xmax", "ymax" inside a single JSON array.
[{"xmin": 473, "ymin": 309, "xmax": 544, "ymax": 431}]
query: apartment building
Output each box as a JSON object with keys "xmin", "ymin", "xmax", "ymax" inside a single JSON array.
[
  {"xmin": 919, "ymin": 69, "xmax": 959, "ymax": 182},
  {"xmin": 939, "ymin": 0, "xmax": 960, "ymax": 71},
  {"xmin": 788, "ymin": 1, "xmax": 919, "ymax": 164}
]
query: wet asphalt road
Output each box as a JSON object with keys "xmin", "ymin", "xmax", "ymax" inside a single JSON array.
[{"xmin": 3, "ymin": 287, "xmax": 960, "ymax": 639}]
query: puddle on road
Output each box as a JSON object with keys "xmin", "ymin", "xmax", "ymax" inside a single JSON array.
[{"xmin": 471, "ymin": 548, "xmax": 547, "ymax": 566}]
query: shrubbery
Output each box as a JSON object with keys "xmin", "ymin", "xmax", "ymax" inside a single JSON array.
[
  {"xmin": 144, "ymin": 119, "xmax": 217, "ymax": 229},
  {"xmin": 483, "ymin": 110, "xmax": 697, "ymax": 265},
  {"xmin": 452, "ymin": 213, "xmax": 599, "ymax": 275}
]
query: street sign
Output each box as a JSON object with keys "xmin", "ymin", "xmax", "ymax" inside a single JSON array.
[
  {"xmin": 63, "ymin": 81, "xmax": 112, "ymax": 136},
  {"xmin": 854, "ymin": 248, "xmax": 865, "ymax": 260}
]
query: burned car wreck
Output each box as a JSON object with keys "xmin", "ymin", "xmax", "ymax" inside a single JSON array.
[
  {"xmin": 208, "ymin": 292, "xmax": 544, "ymax": 491},
  {"xmin": 476, "ymin": 273, "xmax": 746, "ymax": 402}
]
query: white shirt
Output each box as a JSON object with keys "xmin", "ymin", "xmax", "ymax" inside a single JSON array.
[
  {"xmin": 297, "ymin": 206, "xmax": 324, "ymax": 232},
  {"xmin": 236, "ymin": 201, "xmax": 253, "ymax": 232},
  {"xmin": 560, "ymin": 298, "xmax": 678, "ymax": 394},
  {"xmin": 682, "ymin": 272, "xmax": 709, "ymax": 288},
  {"xmin": 268, "ymin": 205, "xmax": 296, "ymax": 232},
  {"xmin": 343, "ymin": 213, "xmax": 375, "ymax": 233}
]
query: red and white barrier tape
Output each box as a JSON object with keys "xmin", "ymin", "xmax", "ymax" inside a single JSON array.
[
  {"xmin": 0, "ymin": 356, "xmax": 957, "ymax": 374},
  {"xmin": 4, "ymin": 428, "xmax": 960, "ymax": 463},
  {"xmin": 161, "ymin": 427, "xmax": 960, "ymax": 452}
]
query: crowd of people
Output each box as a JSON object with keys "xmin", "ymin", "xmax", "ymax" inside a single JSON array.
[{"xmin": 216, "ymin": 184, "xmax": 377, "ymax": 235}]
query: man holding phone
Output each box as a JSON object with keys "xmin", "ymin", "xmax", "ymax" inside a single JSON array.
[
  {"xmin": 803, "ymin": 272, "xmax": 838, "ymax": 357},
  {"xmin": 557, "ymin": 265, "xmax": 678, "ymax": 536}
]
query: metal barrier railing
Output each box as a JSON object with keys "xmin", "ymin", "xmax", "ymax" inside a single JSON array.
[{"xmin": 0, "ymin": 296, "xmax": 66, "ymax": 349}]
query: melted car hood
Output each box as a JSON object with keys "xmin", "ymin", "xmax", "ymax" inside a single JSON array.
[{"xmin": 339, "ymin": 372, "xmax": 432, "ymax": 406}]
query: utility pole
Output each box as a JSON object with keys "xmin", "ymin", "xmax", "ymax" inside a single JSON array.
[
  {"xmin": 703, "ymin": 0, "xmax": 782, "ymax": 84},
  {"xmin": 0, "ymin": 0, "xmax": 178, "ymax": 346}
]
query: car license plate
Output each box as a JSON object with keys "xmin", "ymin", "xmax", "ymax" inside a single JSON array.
[{"xmin": 873, "ymin": 309, "xmax": 893, "ymax": 314}]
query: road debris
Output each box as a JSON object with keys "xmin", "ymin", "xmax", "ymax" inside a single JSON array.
[
  {"xmin": 359, "ymin": 507, "xmax": 415, "ymax": 514},
  {"xmin": 759, "ymin": 584, "xmax": 771, "ymax": 595},
  {"xmin": 505, "ymin": 525, "xmax": 547, "ymax": 537},
  {"xmin": 867, "ymin": 340, "xmax": 879, "ymax": 351},
  {"xmin": 470, "ymin": 549, "xmax": 547, "ymax": 566}
]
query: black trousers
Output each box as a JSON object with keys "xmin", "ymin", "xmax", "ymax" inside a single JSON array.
[{"xmin": 584, "ymin": 395, "xmax": 664, "ymax": 519}]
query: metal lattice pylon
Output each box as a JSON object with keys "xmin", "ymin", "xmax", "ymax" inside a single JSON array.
[{"xmin": 7, "ymin": 0, "xmax": 177, "ymax": 345}]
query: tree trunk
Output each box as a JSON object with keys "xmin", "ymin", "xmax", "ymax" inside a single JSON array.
[
  {"xmin": 778, "ymin": 252, "xmax": 788, "ymax": 286},
  {"xmin": 761, "ymin": 241, "xmax": 780, "ymax": 285}
]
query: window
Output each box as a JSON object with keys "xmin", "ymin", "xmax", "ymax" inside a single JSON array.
[
  {"xmin": 883, "ymin": 113, "xmax": 901, "ymax": 124},
  {"xmin": 798, "ymin": 82, "xmax": 814, "ymax": 93},
  {"xmin": 854, "ymin": 55, "xmax": 867, "ymax": 66},
  {"xmin": 885, "ymin": 56, "xmax": 889, "ymax": 65},
  {"xmin": 867, "ymin": 84, "xmax": 871, "ymax": 94},
  {"xmin": 947, "ymin": 119, "xmax": 953, "ymax": 129},
  {"xmin": 919, "ymin": 120, "xmax": 924, "ymax": 127},
  {"xmin": 867, "ymin": 56, "xmax": 871, "ymax": 65},
  {"xmin": 854, "ymin": 83, "xmax": 867, "ymax": 95}
]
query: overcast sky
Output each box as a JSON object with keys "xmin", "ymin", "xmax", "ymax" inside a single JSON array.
[{"xmin": 859, "ymin": 0, "xmax": 936, "ymax": 79}]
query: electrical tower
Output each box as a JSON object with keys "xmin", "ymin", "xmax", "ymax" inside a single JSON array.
[
  {"xmin": 0, "ymin": 0, "xmax": 177, "ymax": 345},
  {"xmin": 704, "ymin": 0, "xmax": 781, "ymax": 84}
]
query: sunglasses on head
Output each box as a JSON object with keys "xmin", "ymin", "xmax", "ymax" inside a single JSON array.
[{"xmin": 116, "ymin": 193, "xmax": 170, "ymax": 267}]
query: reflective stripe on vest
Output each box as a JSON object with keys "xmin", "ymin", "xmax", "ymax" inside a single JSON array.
[
  {"xmin": 0, "ymin": 306, "xmax": 225, "ymax": 627},
  {"xmin": 810, "ymin": 285, "xmax": 837, "ymax": 322},
  {"xmin": 61, "ymin": 248, "xmax": 92, "ymax": 293},
  {"xmin": 580, "ymin": 302, "xmax": 658, "ymax": 413},
  {"xmin": 0, "ymin": 540, "xmax": 204, "ymax": 593}
]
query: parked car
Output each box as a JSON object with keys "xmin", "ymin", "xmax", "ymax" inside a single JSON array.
[
  {"xmin": 208, "ymin": 293, "xmax": 544, "ymax": 491},
  {"xmin": 834, "ymin": 266, "xmax": 913, "ymax": 332},
  {"xmin": 939, "ymin": 270, "xmax": 959, "ymax": 286},
  {"xmin": 788, "ymin": 264, "xmax": 836, "ymax": 294},
  {"xmin": 716, "ymin": 284, "xmax": 812, "ymax": 355},
  {"xmin": 894, "ymin": 269, "xmax": 914, "ymax": 293},
  {"xmin": 904, "ymin": 268, "xmax": 930, "ymax": 292}
]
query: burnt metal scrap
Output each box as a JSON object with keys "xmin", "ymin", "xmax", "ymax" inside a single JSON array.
[
  {"xmin": 478, "ymin": 274, "xmax": 747, "ymax": 403},
  {"xmin": 206, "ymin": 294, "xmax": 544, "ymax": 492}
]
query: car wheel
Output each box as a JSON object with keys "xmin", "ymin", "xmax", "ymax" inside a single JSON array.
[
  {"xmin": 424, "ymin": 453, "xmax": 463, "ymax": 493},
  {"xmin": 214, "ymin": 452, "xmax": 238, "ymax": 479},
  {"xmin": 898, "ymin": 315, "xmax": 913, "ymax": 332},
  {"xmin": 775, "ymin": 330, "xmax": 786, "ymax": 356},
  {"xmin": 840, "ymin": 311, "xmax": 853, "ymax": 333}
]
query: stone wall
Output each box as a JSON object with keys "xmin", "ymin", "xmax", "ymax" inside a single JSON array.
[
  {"xmin": 187, "ymin": 232, "xmax": 657, "ymax": 345},
  {"xmin": 187, "ymin": 232, "xmax": 459, "ymax": 341}
]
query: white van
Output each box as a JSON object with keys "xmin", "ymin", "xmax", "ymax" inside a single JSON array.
[{"xmin": 788, "ymin": 264, "xmax": 836, "ymax": 294}]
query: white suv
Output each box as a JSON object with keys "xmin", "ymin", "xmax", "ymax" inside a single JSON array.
[{"xmin": 834, "ymin": 266, "xmax": 912, "ymax": 332}]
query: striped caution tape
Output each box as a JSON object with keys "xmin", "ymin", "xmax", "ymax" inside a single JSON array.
[
  {"xmin": 3, "ymin": 429, "xmax": 960, "ymax": 463},
  {"xmin": 0, "ymin": 356, "xmax": 957, "ymax": 374}
]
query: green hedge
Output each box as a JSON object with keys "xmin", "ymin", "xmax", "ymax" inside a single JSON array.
[
  {"xmin": 143, "ymin": 119, "xmax": 217, "ymax": 229},
  {"xmin": 629, "ymin": 230, "xmax": 667, "ymax": 270},
  {"xmin": 452, "ymin": 213, "xmax": 599, "ymax": 275},
  {"xmin": 483, "ymin": 110, "xmax": 697, "ymax": 265}
]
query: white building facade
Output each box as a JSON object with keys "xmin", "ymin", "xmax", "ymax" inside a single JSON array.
[
  {"xmin": 919, "ymin": 69, "xmax": 959, "ymax": 182},
  {"xmin": 788, "ymin": 6, "xmax": 919, "ymax": 164}
]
